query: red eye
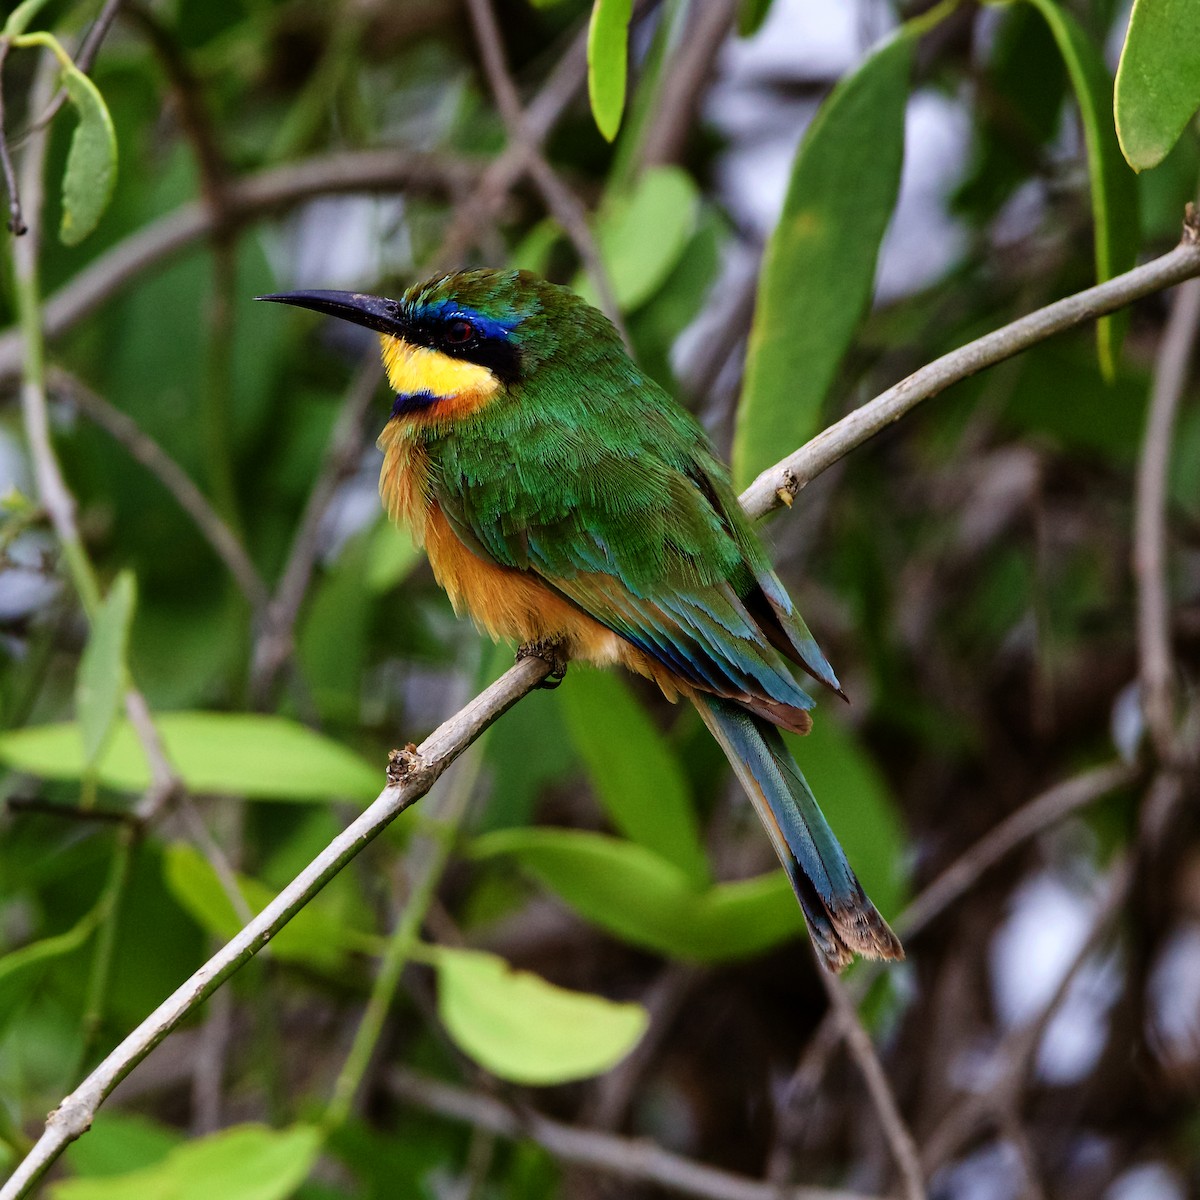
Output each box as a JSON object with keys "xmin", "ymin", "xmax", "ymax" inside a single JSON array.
[{"xmin": 444, "ymin": 319, "xmax": 475, "ymax": 346}]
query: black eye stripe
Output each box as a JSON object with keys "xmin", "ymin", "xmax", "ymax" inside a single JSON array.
[{"xmin": 399, "ymin": 310, "xmax": 522, "ymax": 384}]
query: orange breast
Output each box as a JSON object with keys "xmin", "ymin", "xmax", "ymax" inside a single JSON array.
[{"xmin": 377, "ymin": 418, "xmax": 626, "ymax": 665}]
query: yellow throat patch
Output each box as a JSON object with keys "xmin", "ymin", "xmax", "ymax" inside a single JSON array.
[{"xmin": 379, "ymin": 335, "xmax": 500, "ymax": 418}]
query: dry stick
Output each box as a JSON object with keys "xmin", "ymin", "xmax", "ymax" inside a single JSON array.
[
  {"xmin": 0, "ymin": 150, "xmax": 483, "ymax": 383},
  {"xmin": 462, "ymin": 0, "xmax": 629, "ymax": 345},
  {"xmin": 819, "ymin": 972, "xmax": 925, "ymax": 1200},
  {"xmin": 638, "ymin": 0, "xmax": 738, "ymax": 169},
  {"xmin": 47, "ymin": 366, "xmax": 270, "ymax": 612},
  {"xmin": 917, "ymin": 852, "xmax": 1135, "ymax": 1175},
  {"xmin": 1133, "ymin": 272, "xmax": 1200, "ymax": 760},
  {"xmin": 897, "ymin": 759, "xmax": 1138, "ymax": 941},
  {"xmin": 740, "ymin": 223, "xmax": 1200, "ymax": 519},
  {"xmin": 387, "ymin": 1067, "xmax": 882, "ymax": 1200},
  {"xmin": 768, "ymin": 757, "xmax": 1139, "ymax": 1185},
  {"xmin": 6, "ymin": 223, "xmax": 1199, "ymax": 1200},
  {"xmin": 0, "ymin": 41, "xmax": 28, "ymax": 235}
]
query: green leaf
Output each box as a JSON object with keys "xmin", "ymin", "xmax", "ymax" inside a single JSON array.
[
  {"xmin": 560, "ymin": 669, "xmax": 709, "ymax": 887},
  {"xmin": 0, "ymin": 909, "xmax": 100, "ymax": 1035},
  {"xmin": 66, "ymin": 1113, "xmax": 183, "ymax": 1179},
  {"xmin": 733, "ymin": 32, "xmax": 912, "ymax": 488},
  {"xmin": 364, "ymin": 520, "xmax": 421, "ymax": 593},
  {"xmin": 76, "ymin": 571, "xmax": 136, "ymax": 769},
  {"xmin": 587, "ymin": 0, "xmax": 633, "ymax": 141},
  {"xmin": 1115, "ymin": 0, "xmax": 1200, "ymax": 171},
  {"xmin": 472, "ymin": 828, "xmax": 802, "ymax": 961},
  {"xmin": 59, "ymin": 65, "xmax": 118, "ymax": 246},
  {"xmin": 576, "ymin": 167, "xmax": 699, "ymax": 313},
  {"xmin": 431, "ymin": 946, "xmax": 647, "ymax": 1084},
  {"xmin": 3, "ymin": 0, "xmax": 57, "ymax": 37},
  {"xmin": 737, "ymin": 0, "xmax": 774, "ymax": 37},
  {"xmin": 1026, "ymin": 0, "xmax": 1139, "ymax": 378},
  {"xmin": 50, "ymin": 1123, "xmax": 322, "ymax": 1200},
  {"xmin": 0, "ymin": 713, "xmax": 381, "ymax": 803},
  {"xmin": 162, "ymin": 842, "xmax": 368, "ymax": 972}
]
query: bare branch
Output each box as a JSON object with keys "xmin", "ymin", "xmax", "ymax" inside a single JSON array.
[
  {"xmin": 819, "ymin": 971, "xmax": 925, "ymax": 1200},
  {"xmin": 463, "ymin": 0, "xmax": 629, "ymax": 345},
  {"xmin": 0, "ymin": 150, "xmax": 485, "ymax": 384},
  {"xmin": 48, "ymin": 366, "xmax": 270, "ymax": 612},
  {"xmin": 919, "ymin": 853, "xmax": 1134, "ymax": 1173},
  {"xmin": 1133, "ymin": 271, "xmax": 1200, "ymax": 759},
  {"xmin": 741, "ymin": 227, "xmax": 1200, "ymax": 518},
  {"xmin": 387, "ymin": 1066, "xmax": 883, "ymax": 1200},
  {"xmin": 897, "ymin": 759, "xmax": 1138, "ymax": 941},
  {"xmin": 0, "ymin": 41, "xmax": 28, "ymax": 235}
]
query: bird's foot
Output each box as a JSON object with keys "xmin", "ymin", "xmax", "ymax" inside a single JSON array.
[{"xmin": 516, "ymin": 637, "xmax": 569, "ymax": 689}]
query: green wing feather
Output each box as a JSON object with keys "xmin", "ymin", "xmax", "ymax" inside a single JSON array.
[{"xmin": 421, "ymin": 359, "xmax": 838, "ymax": 722}]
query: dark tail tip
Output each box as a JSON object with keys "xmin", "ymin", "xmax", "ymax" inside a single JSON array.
[{"xmin": 790, "ymin": 867, "xmax": 905, "ymax": 973}]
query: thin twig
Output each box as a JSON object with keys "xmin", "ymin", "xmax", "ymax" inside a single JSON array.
[
  {"xmin": 918, "ymin": 853, "xmax": 1133, "ymax": 1174},
  {"xmin": 0, "ymin": 150, "xmax": 484, "ymax": 383},
  {"xmin": 768, "ymin": 757, "xmax": 1137, "ymax": 1182},
  {"xmin": 1133, "ymin": 270, "xmax": 1200, "ymax": 759},
  {"xmin": 638, "ymin": 0, "xmax": 737, "ymax": 169},
  {"xmin": 897, "ymin": 759, "xmax": 1138, "ymax": 941},
  {"xmin": 462, "ymin": 0, "xmax": 629, "ymax": 345},
  {"xmin": 0, "ymin": 41, "xmax": 28, "ymax": 235},
  {"xmin": 740, "ymin": 222, "xmax": 1200, "ymax": 519},
  {"xmin": 819, "ymin": 971, "xmax": 925, "ymax": 1200},
  {"xmin": 17, "ymin": 0, "xmax": 126, "ymax": 138},
  {"xmin": 386, "ymin": 1066, "xmax": 882, "ymax": 1200},
  {"xmin": 47, "ymin": 366, "xmax": 270, "ymax": 612}
]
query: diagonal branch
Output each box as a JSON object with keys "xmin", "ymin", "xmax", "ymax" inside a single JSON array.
[
  {"xmin": 462, "ymin": 0, "xmax": 628, "ymax": 344},
  {"xmin": 741, "ymin": 220, "xmax": 1200, "ymax": 519},
  {"xmin": 388, "ymin": 1066, "xmax": 882, "ymax": 1200},
  {"xmin": 1133, "ymin": 270, "xmax": 1200, "ymax": 760},
  {"xmin": 0, "ymin": 150, "xmax": 485, "ymax": 384},
  {"xmin": 47, "ymin": 366, "xmax": 270, "ymax": 612}
]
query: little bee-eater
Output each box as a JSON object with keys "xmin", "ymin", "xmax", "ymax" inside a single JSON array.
[{"xmin": 260, "ymin": 271, "xmax": 902, "ymax": 971}]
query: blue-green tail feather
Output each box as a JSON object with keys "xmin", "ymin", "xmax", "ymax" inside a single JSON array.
[{"xmin": 696, "ymin": 695, "xmax": 903, "ymax": 971}]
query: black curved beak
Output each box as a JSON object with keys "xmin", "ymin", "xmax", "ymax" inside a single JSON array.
[{"xmin": 255, "ymin": 289, "xmax": 404, "ymax": 336}]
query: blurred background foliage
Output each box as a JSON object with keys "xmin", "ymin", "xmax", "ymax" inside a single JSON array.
[{"xmin": 0, "ymin": 0, "xmax": 1199, "ymax": 1197}]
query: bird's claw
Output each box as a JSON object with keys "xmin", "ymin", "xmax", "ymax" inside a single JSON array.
[{"xmin": 517, "ymin": 638, "xmax": 569, "ymax": 689}]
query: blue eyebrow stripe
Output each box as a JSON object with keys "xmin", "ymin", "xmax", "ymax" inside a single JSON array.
[
  {"xmin": 392, "ymin": 390, "xmax": 439, "ymax": 418},
  {"xmin": 410, "ymin": 300, "xmax": 521, "ymax": 340}
]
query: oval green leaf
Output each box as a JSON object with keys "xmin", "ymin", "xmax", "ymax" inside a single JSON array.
[
  {"xmin": 576, "ymin": 167, "xmax": 699, "ymax": 313},
  {"xmin": 59, "ymin": 65, "xmax": 118, "ymax": 246},
  {"xmin": 3, "ymin": 0, "xmax": 57, "ymax": 37},
  {"xmin": 0, "ymin": 909, "xmax": 100, "ymax": 1035},
  {"xmin": 1027, "ymin": 0, "xmax": 1139, "ymax": 378},
  {"xmin": 472, "ymin": 828, "xmax": 802, "ymax": 961},
  {"xmin": 50, "ymin": 1123, "xmax": 322, "ymax": 1200},
  {"xmin": 1115, "ymin": 0, "xmax": 1200, "ymax": 172},
  {"xmin": 432, "ymin": 946, "xmax": 647, "ymax": 1085},
  {"xmin": 162, "ymin": 842, "xmax": 367, "ymax": 971},
  {"xmin": 587, "ymin": 0, "xmax": 633, "ymax": 141},
  {"xmin": 0, "ymin": 712, "xmax": 381, "ymax": 802},
  {"xmin": 733, "ymin": 32, "xmax": 912, "ymax": 488},
  {"xmin": 76, "ymin": 571, "xmax": 136, "ymax": 768},
  {"xmin": 560, "ymin": 669, "xmax": 708, "ymax": 887}
]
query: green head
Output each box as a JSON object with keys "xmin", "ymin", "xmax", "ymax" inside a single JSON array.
[{"xmin": 258, "ymin": 270, "xmax": 624, "ymax": 419}]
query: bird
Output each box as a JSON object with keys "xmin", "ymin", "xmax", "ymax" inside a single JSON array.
[{"xmin": 259, "ymin": 270, "xmax": 903, "ymax": 971}]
